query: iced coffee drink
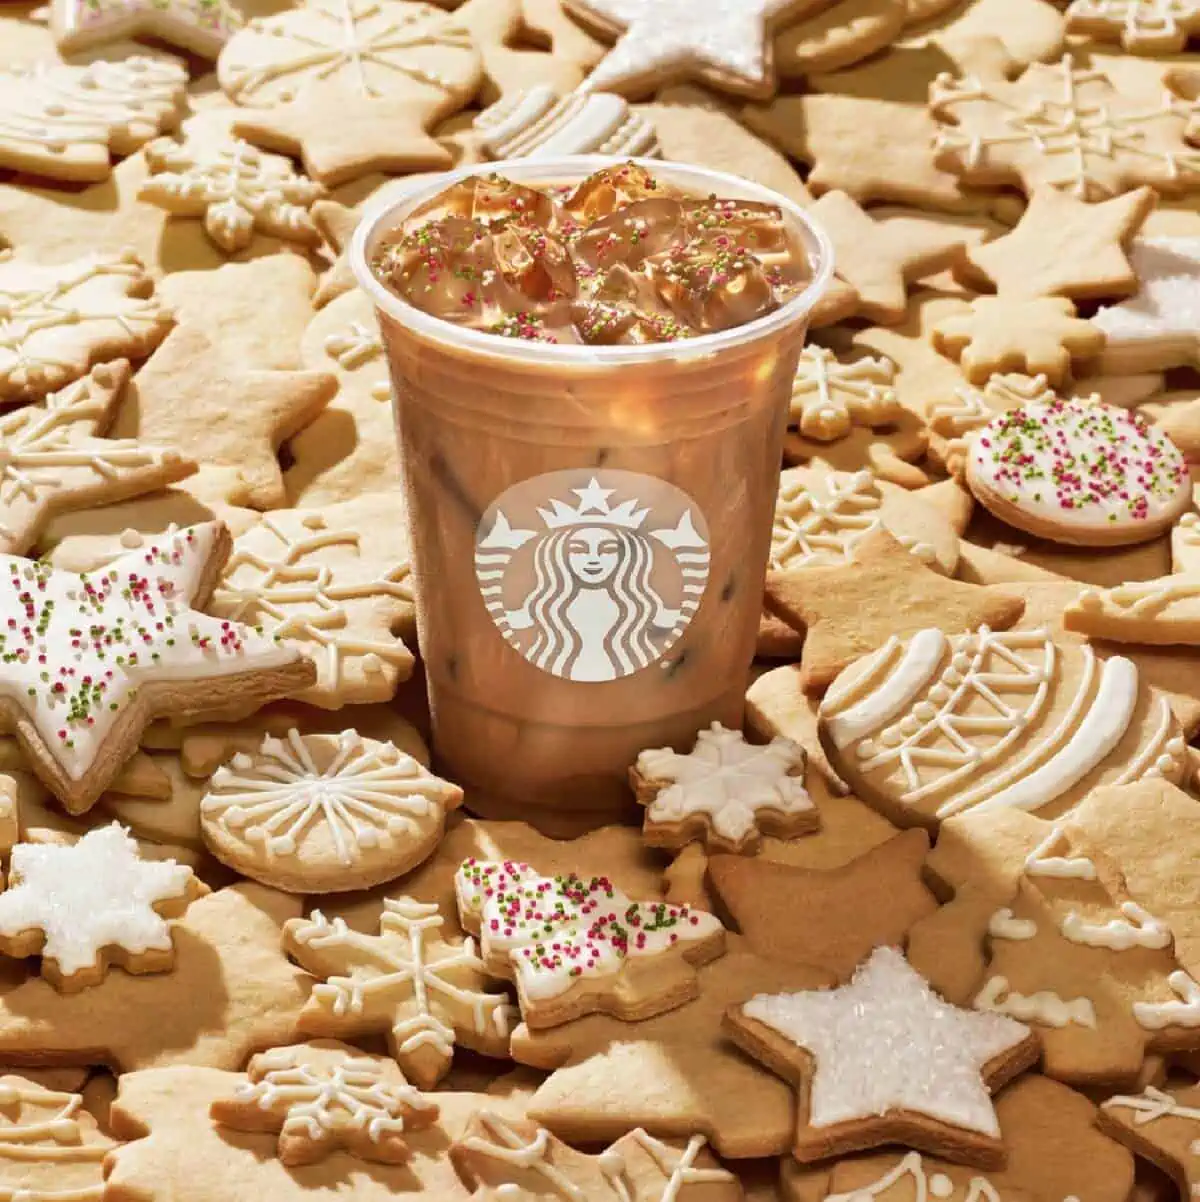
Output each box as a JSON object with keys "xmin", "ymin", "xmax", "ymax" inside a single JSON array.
[{"xmin": 353, "ymin": 157, "xmax": 832, "ymax": 821}]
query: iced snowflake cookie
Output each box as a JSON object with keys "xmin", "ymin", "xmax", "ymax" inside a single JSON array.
[
  {"xmin": 210, "ymin": 1040, "xmax": 438, "ymax": 1166},
  {"xmin": 201, "ymin": 728, "xmax": 463, "ymax": 894},
  {"xmin": 283, "ymin": 896, "xmax": 518, "ymax": 1090},
  {"xmin": 725, "ymin": 946, "xmax": 1039, "ymax": 1167},
  {"xmin": 965, "ymin": 398, "xmax": 1190, "ymax": 547},
  {"xmin": 818, "ymin": 625, "xmax": 1187, "ymax": 831},
  {"xmin": 0, "ymin": 823, "xmax": 207, "ymax": 991},
  {"xmin": 0, "ymin": 522, "xmax": 315, "ymax": 813},
  {"xmin": 631, "ymin": 722, "xmax": 817, "ymax": 855},
  {"xmin": 451, "ymin": 1112, "xmax": 740, "ymax": 1202},
  {"xmin": 455, "ymin": 858, "xmax": 726, "ymax": 1028}
]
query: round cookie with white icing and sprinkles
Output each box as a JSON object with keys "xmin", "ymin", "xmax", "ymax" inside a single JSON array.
[
  {"xmin": 817, "ymin": 625, "xmax": 1187, "ymax": 831},
  {"xmin": 200, "ymin": 728, "xmax": 464, "ymax": 894},
  {"xmin": 965, "ymin": 398, "xmax": 1189, "ymax": 547}
]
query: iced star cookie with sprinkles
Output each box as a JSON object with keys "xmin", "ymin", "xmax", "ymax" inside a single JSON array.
[
  {"xmin": 454, "ymin": 858, "xmax": 726, "ymax": 1028},
  {"xmin": 0, "ymin": 522, "xmax": 314, "ymax": 813},
  {"xmin": 200, "ymin": 727, "xmax": 464, "ymax": 893},
  {"xmin": 818, "ymin": 625, "xmax": 1187, "ymax": 832},
  {"xmin": 965, "ymin": 398, "xmax": 1190, "ymax": 547},
  {"xmin": 631, "ymin": 721, "xmax": 818, "ymax": 855}
]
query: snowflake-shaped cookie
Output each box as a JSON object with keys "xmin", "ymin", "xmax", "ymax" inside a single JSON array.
[
  {"xmin": 789, "ymin": 346, "xmax": 901, "ymax": 443},
  {"xmin": 452, "ymin": 1111, "xmax": 739, "ymax": 1202},
  {"xmin": 631, "ymin": 721, "xmax": 816, "ymax": 854},
  {"xmin": 217, "ymin": 0, "xmax": 479, "ymax": 107},
  {"xmin": 140, "ymin": 134, "xmax": 325, "ymax": 254},
  {"xmin": 930, "ymin": 55, "xmax": 1200, "ymax": 200},
  {"xmin": 0, "ymin": 56, "xmax": 186, "ymax": 183},
  {"xmin": 283, "ymin": 896, "xmax": 517, "ymax": 1089},
  {"xmin": 211, "ymin": 1042, "xmax": 438, "ymax": 1166},
  {"xmin": 200, "ymin": 728, "xmax": 463, "ymax": 893},
  {"xmin": 1066, "ymin": 0, "xmax": 1200, "ymax": 54},
  {"xmin": 0, "ymin": 252, "xmax": 174, "ymax": 404},
  {"xmin": 0, "ymin": 362, "xmax": 193, "ymax": 556},
  {"xmin": 1092, "ymin": 237, "xmax": 1200, "ymax": 372},
  {"xmin": 0, "ymin": 824, "xmax": 205, "ymax": 991},
  {"xmin": 209, "ymin": 507, "xmax": 415, "ymax": 707},
  {"xmin": 455, "ymin": 858, "xmax": 725, "ymax": 1026}
]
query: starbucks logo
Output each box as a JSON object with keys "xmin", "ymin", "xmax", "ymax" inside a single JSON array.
[{"xmin": 475, "ymin": 469, "xmax": 711, "ymax": 682}]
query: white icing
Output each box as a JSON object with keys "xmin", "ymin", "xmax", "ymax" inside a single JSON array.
[
  {"xmin": 635, "ymin": 721, "xmax": 812, "ymax": 845},
  {"xmin": 1023, "ymin": 827, "xmax": 1097, "ymax": 881},
  {"xmin": 0, "ymin": 523, "xmax": 298, "ymax": 780},
  {"xmin": 475, "ymin": 86, "xmax": 660, "ymax": 160},
  {"xmin": 1092, "ymin": 237, "xmax": 1200, "ymax": 356},
  {"xmin": 971, "ymin": 655, "xmax": 1138, "ymax": 815},
  {"xmin": 141, "ymin": 135, "xmax": 323, "ymax": 253},
  {"xmin": 739, "ymin": 947, "xmax": 1030, "ymax": 1138},
  {"xmin": 1061, "ymin": 901, "xmax": 1172, "ymax": 951},
  {"xmin": 227, "ymin": 1047, "xmax": 436, "ymax": 1157},
  {"xmin": 1133, "ymin": 971, "xmax": 1200, "ymax": 1030},
  {"xmin": 0, "ymin": 1080, "xmax": 107, "ymax": 1189},
  {"xmin": 0, "ymin": 823, "xmax": 196, "ymax": 976},
  {"xmin": 974, "ymin": 976, "xmax": 1097, "ymax": 1029},
  {"xmin": 202, "ymin": 727, "xmax": 460, "ymax": 867},
  {"xmin": 1104, "ymin": 1084, "xmax": 1200, "ymax": 1128},
  {"xmin": 576, "ymin": 0, "xmax": 784, "ymax": 96},
  {"xmin": 789, "ymin": 345, "xmax": 900, "ymax": 442},
  {"xmin": 987, "ymin": 908, "xmax": 1037, "ymax": 941},
  {"xmin": 823, "ymin": 629, "xmax": 947, "ymax": 750},
  {"xmin": 967, "ymin": 397, "xmax": 1189, "ymax": 534},
  {"xmin": 287, "ymin": 898, "xmax": 518, "ymax": 1078},
  {"xmin": 826, "ymin": 1152, "xmax": 1000, "ymax": 1202},
  {"xmin": 455, "ymin": 859, "xmax": 723, "ymax": 1003}
]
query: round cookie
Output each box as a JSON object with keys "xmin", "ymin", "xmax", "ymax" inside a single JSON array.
[
  {"xmin": 818, "ymin": 625, "xmax": 1187, "ymax": 831},
  {"xmin": 965, "ymin": 398, "xmax": 1190, "ymax": 547},
  {"xmin": 200, "ymin": 728, "xmax": 464, "ymax": 893}
]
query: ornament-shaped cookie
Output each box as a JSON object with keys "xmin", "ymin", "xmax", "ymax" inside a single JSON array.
[
  {"xmin": 200, "ymin": 729, "xmax": 464, "ymax": 893},
  {"xmin": 965, "ymin": 398, "xmax": 1190, "ymax": 547},
  {"xmin": 819, "ymin": 625, "xmax": 1187, "ymax": 830}
]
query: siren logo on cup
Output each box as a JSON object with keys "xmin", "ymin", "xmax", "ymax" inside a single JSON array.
[{"xmin": 475, "ymin": 469, "xmax": 710, "ymax": 682}]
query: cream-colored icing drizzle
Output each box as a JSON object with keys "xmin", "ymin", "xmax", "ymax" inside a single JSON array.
[
  {"xmin": 988, "ymin": 908, "xmax": 1037, "ymax": 941},
  {"xmin": 825, "ymin": 1150, "xmax": 1000, "ymax": 1202},
  {"xmin": 975, "ymin": 976, "xmax": 1097, "ymax": 1028},
  {"xmin": 1023, "ymin": 827, "xmax": 1097, "ymax": 881},
  {"xmin": 1061, "ymin": 901, "xmax": 1171, "ymax": 951},
  {"xmin": 824, "ymin": 628, "xmax": 947, "ymax": 750},
  {"xmin": 1133, "ymin": 971, "xmax": 1200, "ymax": 1030}
]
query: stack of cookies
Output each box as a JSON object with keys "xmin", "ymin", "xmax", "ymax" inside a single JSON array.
[{"xmin": 1, "ymin": 0, "xmax": 1200, "ymax": 1198}]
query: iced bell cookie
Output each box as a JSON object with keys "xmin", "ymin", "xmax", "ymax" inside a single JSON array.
[
  {"xmin": 965, "ymin": 398, "xmax": 1190, "ymax": 547},
  {"xmin": 0, "ymin": 522, "xmax": 315, "ymax": 813},
  {"xmin": 455, "ymin": 858, "xmax": 726, "ymax": 1028},
  {"xmin": 200, "ymin": 729, "xmax": 464, "ymax": 893}
]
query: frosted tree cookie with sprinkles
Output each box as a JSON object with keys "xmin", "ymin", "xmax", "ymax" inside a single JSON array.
[
  {"xmin": 0, "ymin": 522, "xmax": 314, "ymax": 813},
  {"xmin": 455, "ymin": 858, "xmax": 726, "ymax": 1029},
  {"xmin": 818, "ymin": 624, "xmax": 1187, "ymax": 831},
  {"xmin": 200, "ymin": 728, "xmax": 464, "ymax": 893},
  {"xmin": 965, "ymin": 398, "xmax": 1191, "ymax": 547}
]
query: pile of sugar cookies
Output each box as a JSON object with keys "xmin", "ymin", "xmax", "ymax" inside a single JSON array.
[{"xmin": 2, "ymin": 0, "xmax": 1200, "ymax": 1198}]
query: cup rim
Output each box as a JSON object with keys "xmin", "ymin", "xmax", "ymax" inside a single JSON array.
[{"xmin": 349, "ymin": 155, "xmax": 836, "ymax": 366}]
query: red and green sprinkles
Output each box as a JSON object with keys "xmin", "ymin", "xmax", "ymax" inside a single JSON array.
[
  {"xmin": 975, "ymin": 400, "xmax": 1187, "ymax": 525},
  {"xmin": 458, "ymin": 857, "xmax": 710, "ymax": 993}
]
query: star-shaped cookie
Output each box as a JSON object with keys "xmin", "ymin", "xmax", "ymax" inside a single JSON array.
[
  {"xmin": 708, "ymin": 829, "xmax": 938, "ymax": 979},
  {"xmin": 725, "ymin": 945, "xmax": 1039, "ymax": 1166},
  {"xmin": 962, "ymin": 186, "xmax": 1158, "ymax": 300},
  {"xmin": 764, "ymin": 525, "xmax": 1025, "ymax": 694},
  {"xmin": 808, "ymin": 190, "xmax": 974, "ymax": 323},
  {"xmin": 0, "ymin": 522, "xmax": 314, "ymax": 812},
  {"xmin": 564, "ymin": 0, "xmax": 818, "ymax": 99},
  {"xmin": 50, "ymin": 0, "xmax": 242, "ymax": 57}
]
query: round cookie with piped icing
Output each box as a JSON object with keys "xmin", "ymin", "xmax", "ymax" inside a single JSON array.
[{"xmin": 965, "ymin": 398, "xmax": 1189, "ymax": 548}]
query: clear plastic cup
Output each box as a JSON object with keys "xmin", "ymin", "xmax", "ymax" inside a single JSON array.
[{"xmin": 352, "ymin": 156, "xmax": 833, "ymax": 822}]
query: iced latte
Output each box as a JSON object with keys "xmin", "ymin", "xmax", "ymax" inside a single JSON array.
[{"xmin": 353, "ymin": 157, "xmax": 832, "ymax": 822}]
